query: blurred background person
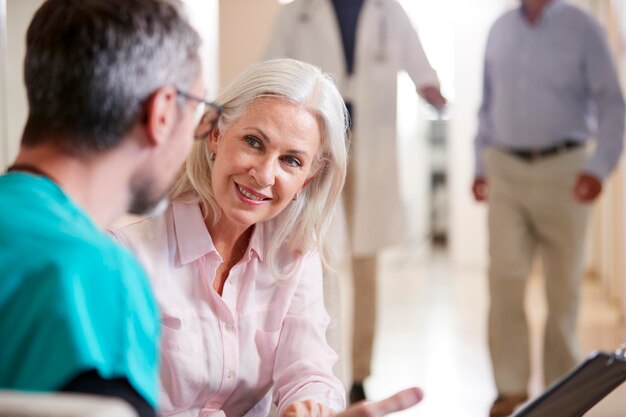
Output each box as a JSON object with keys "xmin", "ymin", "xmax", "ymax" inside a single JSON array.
[
  {"xmin": 472, "ymin": 0, "xmax": 625, "ymax": 416},
  {"xmin": 264, "ymin": 0, "xmax": 446, "ymax": 403}
]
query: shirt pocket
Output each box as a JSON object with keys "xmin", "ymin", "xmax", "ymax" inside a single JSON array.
[
  {"xmin": 160, "ymin": 324, "xmax": 204, "ymax": 354},
  {"xmin": 161, "ymin": 315, "xmax": 204, "ymax": 354}
]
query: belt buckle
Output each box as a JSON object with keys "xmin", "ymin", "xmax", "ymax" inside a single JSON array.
[
  {"xmin": 530, "ymin": 150, "xmax": 542, "ymax": 162},
  {"xmin": 553, "ymin": 142, "xmax": 568, "ymax": 157}
]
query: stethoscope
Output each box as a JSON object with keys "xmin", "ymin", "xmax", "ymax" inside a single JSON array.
[{"xmin": 298, "ymin": 0, "xmax": 388, "ymax": 62}]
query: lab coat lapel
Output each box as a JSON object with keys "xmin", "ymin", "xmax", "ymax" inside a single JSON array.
[
  {"xmin": 315, "ymin": 0, "xmax": 346, "ymax": 78},
  {"xmin": 353, "ymin": 0, "xmax": 376, "ymax": 76}
]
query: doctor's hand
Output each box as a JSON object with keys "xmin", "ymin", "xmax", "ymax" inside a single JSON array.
[
  {"xmin": 472, "ymin": 177, "xmax": 488, "ymax": 202},
  {"xmin": 419, "ymin": 86, "xmax": 446, "ymax": 110},
  {"xmin": 573, "ymin": 172, "xmax": 602, "ymax": 203},
  {"xmin": 281, "ymin": 400, "xmax": 334, "ymax": 417},
  {"xmin": 280, "ymin": 387, "xmax": 423, "ymax": 417},
  {"xmin": 339, "ymin": 387, "xmax": 424, "ymax": 417}
]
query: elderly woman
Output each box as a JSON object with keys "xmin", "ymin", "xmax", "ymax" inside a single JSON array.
[{"xmin": 112, "ymin": 58, "xmax": 348, "ymax": 417}]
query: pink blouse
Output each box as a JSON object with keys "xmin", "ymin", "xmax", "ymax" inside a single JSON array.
[{"xmin": 111, "ymin": 201, "xmax": 345, "ymax": 417}]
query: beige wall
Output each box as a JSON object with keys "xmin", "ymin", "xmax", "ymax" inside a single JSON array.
[
  {"xmin": 1, "ymin": 0, "xmax": 44, "ymax": 170},
  {"xmin": 186, "ymin": 0, "xmax": 219, "ymax": 97},
  {"xmin": 219, "ymin": 0, "xmax": 280, "ymax": 91},
  {"xmin": 577, "ymin": 0, "xmax": 626, "ymax": 318},
  {"xmin": 0, "ymin": 0, "xmax": 7, "ymax": 168},
  {"xmin": 619, "ymin": 0, "xmax": 626, "ymax": 321}
]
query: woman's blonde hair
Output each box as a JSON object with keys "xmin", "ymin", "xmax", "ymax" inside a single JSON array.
[{"xmin": 169, "ymin": 58, "xmax": 349, "ymax": 275}]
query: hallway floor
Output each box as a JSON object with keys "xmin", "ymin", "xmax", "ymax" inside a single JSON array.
[{"xmin": 359, "ymin": 248, "xmax": 626, "ymax": 417}]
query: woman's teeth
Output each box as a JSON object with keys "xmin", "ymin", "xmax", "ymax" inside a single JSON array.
[{"xmin": 238, "ymin": 185, "xmax": 265, "ymax": 201}]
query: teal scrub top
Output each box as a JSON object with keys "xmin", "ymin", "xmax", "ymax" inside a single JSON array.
[{"xmin": 0, "ymin": 173, "xmax": 160, "ymax": 407}]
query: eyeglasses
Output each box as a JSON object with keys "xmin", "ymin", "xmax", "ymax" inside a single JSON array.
[{"xmin": 176, "ymin": 89, "xmax": 222, "ymax": 141}]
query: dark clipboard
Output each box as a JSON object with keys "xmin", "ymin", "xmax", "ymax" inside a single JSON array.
[{"xmin": 512, "ymin": 346, "xmax": 626, "ymax": 417}]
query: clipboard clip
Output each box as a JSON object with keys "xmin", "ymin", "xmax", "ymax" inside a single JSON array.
[
  {"xmin": 605, "ymin": 344, "xmax": 626, "ymax": 367},
  {"xmin": 615, "ymin": 344, "xmax": 626, "ymax": 360}
]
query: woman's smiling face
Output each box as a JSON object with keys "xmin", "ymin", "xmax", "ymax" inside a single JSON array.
[{"xmin": 209, "ymin": 96, "xmax": 321, "ymax": 231}]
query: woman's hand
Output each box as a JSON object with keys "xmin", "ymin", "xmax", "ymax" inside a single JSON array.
[{"xmin": 281, "ymin": 400, "xmax": 335, "ymax": 417}]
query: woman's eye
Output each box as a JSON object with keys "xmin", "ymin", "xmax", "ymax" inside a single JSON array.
[
  {"xmin": 282, "ymin": 155, "xmax": 302, "ymax": 168},
  {"xmin": 244, "ymin": 135, "xmax": 262, "ymax": 148}
]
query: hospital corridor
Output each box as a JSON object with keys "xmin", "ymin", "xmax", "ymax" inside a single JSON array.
[{"xmin": 349, "ymin": 247, "xmax": 626, "ymax": 417}]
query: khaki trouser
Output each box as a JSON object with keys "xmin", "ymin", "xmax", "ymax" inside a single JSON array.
[
  {"xmin": 484, "ymin": 147, "xmax": 590, "ymax": 394},
  {"xmin": 343, "ymin": 163, "xmax": 378, "ymax": 383}
]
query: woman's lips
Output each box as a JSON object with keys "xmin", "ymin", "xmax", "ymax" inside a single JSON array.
[{"xmin": 235, "ymin": 183, "xmax": 271, "ymax": 205}]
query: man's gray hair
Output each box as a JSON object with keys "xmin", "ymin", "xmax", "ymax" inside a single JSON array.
[{"xmin": 22, "ymin": 0, "xmax": 201, "ymax": 154}]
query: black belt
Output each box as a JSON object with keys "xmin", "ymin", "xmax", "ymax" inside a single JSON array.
[{"xmin": 503, "ymin": 141, "xmax": 583, "ymax": 162}]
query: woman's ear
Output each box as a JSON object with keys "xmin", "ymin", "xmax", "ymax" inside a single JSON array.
[
  {"xmin": 207, "ymin": 126, "xmax": 220, "ymax": 154},
  {"xmin": 302, "ymin": 158, "xmax": 326, "ymax": 189},
  {"xmin": 302, "ymin": 165, "xmax": 322, "ymax": 189},
  {"xmin": 302, "ymin": 176, "xmax": 315, "ymax": 189}
]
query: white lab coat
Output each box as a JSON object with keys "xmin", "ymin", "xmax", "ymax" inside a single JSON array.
[{"xmin": 265, "ymin": 0, "xmax": 439, "ymax": 256}]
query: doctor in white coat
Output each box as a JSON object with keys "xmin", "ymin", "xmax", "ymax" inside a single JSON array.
[{"xmin": 265, "ymin": 0, "xmax": 445, "ymax": 403}]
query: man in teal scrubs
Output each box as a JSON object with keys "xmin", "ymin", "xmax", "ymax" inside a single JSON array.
[{"xmin": 0, "ymin": 1, "xmax": 207, "ymax": 415}]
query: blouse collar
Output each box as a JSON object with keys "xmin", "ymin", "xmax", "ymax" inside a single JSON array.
[{"xmin": 172, "ymin": 200, "xmax": 265, "ymax": 265}]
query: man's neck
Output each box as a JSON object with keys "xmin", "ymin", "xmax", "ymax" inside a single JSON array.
[
  {"xmin": 522, "ymin": 0, "xmax": 553, "ymax": 24},
  {"xmin": 11, "ymin": 144, "xmax": 133, "ymax": 228}
]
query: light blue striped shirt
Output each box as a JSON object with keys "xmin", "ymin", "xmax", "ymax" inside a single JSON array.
[{"xmin": 475, "ymin": 0, "xmax": 625, "ymax": 179}]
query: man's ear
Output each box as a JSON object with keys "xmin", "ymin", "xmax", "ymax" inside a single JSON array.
[{"xmin": 143, "ymin": 86, "xmax": 178, "ymax": 147}]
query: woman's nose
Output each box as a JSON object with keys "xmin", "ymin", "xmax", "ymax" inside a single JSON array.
[{"xmin": 249, "ymin": 157, "xmax": 277, "ymax": 187}]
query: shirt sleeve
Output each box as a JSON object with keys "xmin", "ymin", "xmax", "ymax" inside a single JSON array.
[
  {"xmin": 474, "ymin": 29, "xmax": 496, "ymax": 178},
  {"xmin": 272, "ymin": 252, "xmax": 346, "ymax": 416},
  {"xmin": 581, "ymin": 19, "xmax": 625, "ymax": 180},
  {"xmin": 396, "ymin": 2, "xmax": 439, "ymax": 90}
]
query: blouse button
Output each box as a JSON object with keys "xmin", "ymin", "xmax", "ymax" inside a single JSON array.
[
  {"xmin": 225, "ymin": 323, "xmax": 234, "ymax": 331},
  {"xmin": 226, "ymin": 369, "xmax": 236, "ymax": 379}
]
